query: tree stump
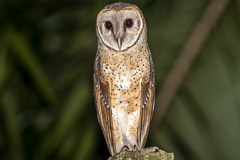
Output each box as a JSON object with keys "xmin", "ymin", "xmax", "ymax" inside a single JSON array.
[{"xmin": 109, "ymin": 149, "xmax": 174, "ymax": 160}]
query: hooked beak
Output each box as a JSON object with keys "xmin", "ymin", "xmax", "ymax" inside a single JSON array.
[
  {"xmin": 113, "ymin": 24, "xmax": 124, "ymax": 51},
  {"xmin": 117, "ymin": 37, "xmax": 122, "ymax": 50}
]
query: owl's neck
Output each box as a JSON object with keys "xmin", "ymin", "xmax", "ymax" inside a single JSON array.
[{"xmin": 98, "ymin": 42, "xmax": 149, "ymax": 56}]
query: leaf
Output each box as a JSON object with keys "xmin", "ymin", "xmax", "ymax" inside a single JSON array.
[
  {"xmin": 9, "ymin": 30, "xmax": 58, "ymax": 105},
  {"xmin": 72, "ymin": 124, "xmax": 97, "ymax": 160},
  {"xmin": 0, "ymin": 29, "xmax": 12, "ymax": 90},
  {"xmin": 0, "ymin": 89, "xmax": 24, "ymax": 159},
  {"xmin": 34, "ymin": 80, "xmax": 90, "ymax": 160},
  {"xmin": 155, "ymin": 1, "xmax": 240, "ymax": 160}
]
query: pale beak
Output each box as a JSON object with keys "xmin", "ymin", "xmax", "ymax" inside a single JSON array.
[
  {"xmin": 117, "ymin": 37, "xmax": 122, "ymax": 50},
  {"xmin": 113, "ymin": 23, "xmax": 124, "ymax": 51}
]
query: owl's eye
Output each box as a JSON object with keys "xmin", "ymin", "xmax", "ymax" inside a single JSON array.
[
  {"xmin": 105, "ymin": 21, "xmax": 112, "ymax": 29},
  {"xmin": 125, "ymin": 19, "xmax": 134, "ymax": 28}
]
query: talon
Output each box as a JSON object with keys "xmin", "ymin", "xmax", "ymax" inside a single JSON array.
[
  {"xmin": 138, "ymin": 146, "xmax": 159, "ymax": 153},
  {"xmin": 133, "ymin": 145, "xmax": 137, "ymax": 151},
  {"xmin": 154, "ymin": 147, "xmax": 159, "ymax": 152},
  {"xmin": 121, "ymin": 145, "xmax": 129, "ymax": 152}
]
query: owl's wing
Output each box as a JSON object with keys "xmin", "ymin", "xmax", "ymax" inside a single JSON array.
[
  {"xmin": 93, "ymin": 54, "xmax": 115, "ymax": 155},
  {"xmin": 138, "ymin": 55, "xmax": 155, "ymax": 148}
]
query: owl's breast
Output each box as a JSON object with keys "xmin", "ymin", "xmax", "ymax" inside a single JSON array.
[
  {"xmin": 99, "ymin": 49, "xmax": 150, "ymax": 111},
  {"xmin": 100, "ymin": 51, "xmax": 150, "ymax": 88}
]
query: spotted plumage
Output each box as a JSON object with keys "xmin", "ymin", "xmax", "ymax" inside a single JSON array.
[{"xmin": 94, "ymin": 2, "xmax": 155, "ymax": 156}]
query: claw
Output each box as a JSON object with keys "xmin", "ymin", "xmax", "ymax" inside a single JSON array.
[
  {"xmin": 153, "ymin": 146, "xmax": 159, "ymax": 152},
  {"xmin": 133, "ymin": 145, "xmax": 138, "ymax": 151},
  {"xmin": 138, "ymin": 146, "xmax": 159, "ymax": 153},
  {"xmin": 121, "ymin": 145, "xmax": 129, "ymax": 152}
]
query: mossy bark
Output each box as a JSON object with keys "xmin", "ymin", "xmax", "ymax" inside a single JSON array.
[{"xmin": 109, "ymin": 149, "xmax": 174, "ymax": 160}]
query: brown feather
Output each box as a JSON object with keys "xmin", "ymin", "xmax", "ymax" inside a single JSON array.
[
  {"xmin": 94, "ymin": 54, "xmax": 115, "ymax": 155},
  {"xmin": 138, "ymin": 55, "xmax": 155, "ymax": 148}
]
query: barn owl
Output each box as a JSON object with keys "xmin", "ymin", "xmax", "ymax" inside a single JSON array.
[{"xmin": 94, "ymin": 2, "xmax": 156, "ymax": 156}]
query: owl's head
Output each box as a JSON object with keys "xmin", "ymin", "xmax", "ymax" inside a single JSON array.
[{"xmin": 96, "ymin": 2, "xmax": 147, "ymax": 51}]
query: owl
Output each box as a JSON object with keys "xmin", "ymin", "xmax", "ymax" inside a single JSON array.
[{"xmin": 94, "ymin": 2, "xmax": 155, "ymax": 156}]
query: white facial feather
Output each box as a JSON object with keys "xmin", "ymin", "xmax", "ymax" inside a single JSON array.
[{"xmin": 97, "ymin": 9, "xmax": 143, "ymax": 51}]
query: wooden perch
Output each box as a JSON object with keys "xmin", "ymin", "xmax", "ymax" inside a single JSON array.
[{"xmin": 109, "ymin": 149, "xmax": 174, "ymax": 160}]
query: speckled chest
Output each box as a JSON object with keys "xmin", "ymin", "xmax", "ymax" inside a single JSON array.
[{"xmin": 99, "ymin": 45, "xmax": 150, "ymax": 109}]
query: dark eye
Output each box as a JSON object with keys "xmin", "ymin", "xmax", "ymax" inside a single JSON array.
[
  {"xmin": 125, "ymin": 19, "xmax": 134, "ymax": 28},
  {"xmin": 105, "ymin": 21, "xmax": 112, "ymax": 29}
]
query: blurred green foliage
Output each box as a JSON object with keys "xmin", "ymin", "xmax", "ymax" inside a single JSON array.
[{"xmin": 0, "ymin": 0, "xmax": 240, "ymax": 159}]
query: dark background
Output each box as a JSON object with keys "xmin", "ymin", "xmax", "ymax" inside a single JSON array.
[{"xmin": 0, "ymin": 0, "xmax": 240, "ymax": 159}]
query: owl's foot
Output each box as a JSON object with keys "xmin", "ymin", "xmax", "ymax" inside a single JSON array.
[
  {"xmin": 120, "ymin": 145, "xmax": 129, "ymax": 152},
  {"xmin": 132, "ymin": 145, "xmax": 138, "ymax": 151},
  {"xmin": 137, "ymin": 146, "xmax": 159, "ymax": 153}
]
